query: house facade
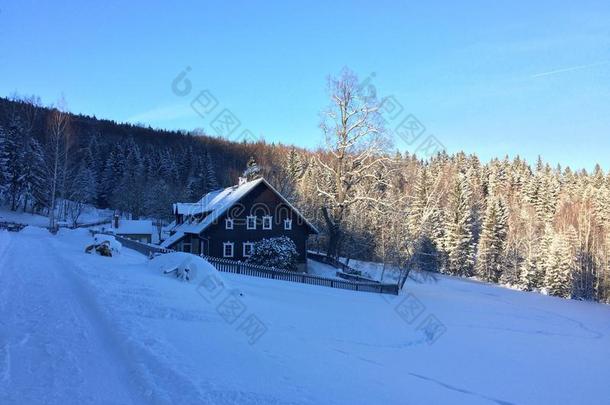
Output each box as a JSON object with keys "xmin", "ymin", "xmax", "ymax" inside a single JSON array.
[{"xmin": 161, "ymin": 177, "xmax": 318, "ymax": 271}]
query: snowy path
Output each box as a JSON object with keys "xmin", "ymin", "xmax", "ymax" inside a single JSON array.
[
  {"xmin": 0, "ymin": 229, "xmax": 301, "ymax": 404},
  {"xmin": 1, "ymin": 228, "xmax": 610, "ymax": 404},
  {"xmin": 0, "ymin": 229, "xmax": 139, "ymax": 404}
]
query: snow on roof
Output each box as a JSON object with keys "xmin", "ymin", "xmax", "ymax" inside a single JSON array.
[
  {"xmin": 161, "ymin": 177, "xmax": 318, "ymax": 248},
  {"xmin": 112, "ymin": 219, "xmax": 153, "ymax": 235},
  {"xmin": 161, "ymin": 179, "xmax": 264, "ymax": 247},
  {"xmin": 161, "ymin": 230, "xmax": 184, "ymax": 249}
]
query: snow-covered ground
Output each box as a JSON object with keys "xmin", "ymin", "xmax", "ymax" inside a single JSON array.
[
  {"xmin": 342, "ymin": 258, "xmax": 402, "ymax": 283},
  {"xmin": 0, "ymin": 207, "xmax": 50, "ymax": 227},
  {"xmin": 306, "ymin": 258, "xmax": 342, "ymax": 279},
  {"xmin": 1, "ymin": 228, "xmax": 610, "ymax": 404},
  {"xmin": 0, "ymin": 206, "xmax": 113, "ymax": 228}
]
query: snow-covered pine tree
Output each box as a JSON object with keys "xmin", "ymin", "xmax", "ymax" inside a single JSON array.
[
  {"xmin": 185, "ymin": 173, "xmax": 200, "ymax": 201},
  {"xmin": 144, "ymin": 179, "xmax": 172, "ymax": 241},
  {"xmin": 81, "ymin": 134, "xmax": 99, "ymax": 202},
  {"xmin": 2, "ymin": 118, "xmax": 27, "ymax": 210},
  {"xmin": 243, "ymin": 156, "xmax": 261, "ymax": 181},
  {"xmin": 111, "ymin": 138, "xmax": 145, "ymax": 217},
  {"xmin": 0, "ymin": 124, "xmax": 8, "ymax": 196},
  {"xmin": 98, "ymin": 144, "xmax": 125, "ymax": 207},
  {"xmin": 282, "ymin": 147, "xmax": 304, "ymax": 202},
  {"xmin": 534, "ymin": 165, "xmax": 560, "ymax": 224},
  {"xmin": 543, "ymin": 233, "xmax": 574, "ymax": 298},
  {"xmin": 519, "ymin": 249, "xmax": 539, "ymax": 291},
  {"xmin": 72, "ymin": 163, "xmax": 97, "ymax": 205},
  {"xmin": 591, "ymin": 164, "xmax": 605, "ymax": 189},
  {"xmin": 66, "ymin": 162, "xmax": 97, "ymax": 226},
  {"xmin": 22, "ymin": 136, "xmax": 47, "ymax": 213},
  {"xmin": 286, "ymin": 147, "xmax": 303, "ymax": 183},
  {"xmin": 443, "ymin": 171, "xmax": 476, "ymax": 276},
  {"xmin": 407, "ymin": 166, "xmax": 433, "ymax": 236},
  {"xmin": 295, "ymin": 157, "xmax": 323, "ymax": 225},
  {"xmin": 475, "ymin": 195, "xmax": 508, "ymax": 282},
  {"xmin": 408, "ymin": 166, "xmax": 443, "ymax": 272},
  {"xmin": 205, "ymin": 150, "xmax": 219, "ymax": 190}
]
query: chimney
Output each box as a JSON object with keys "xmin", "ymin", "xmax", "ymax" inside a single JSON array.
[
  {"xmin": 238, "ymin": 176, "xmax": 247, "ymax": 186},
  {"xmin": 113, "ymin": 214, "xmax": 119, "ymax": 229}
]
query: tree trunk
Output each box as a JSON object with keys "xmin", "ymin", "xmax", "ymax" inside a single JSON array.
[{"xmin": 322, "ymin": 206, "xmax": 341, "ymax": 259}]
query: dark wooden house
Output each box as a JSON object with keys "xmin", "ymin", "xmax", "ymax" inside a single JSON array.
[{"xmin": 161, "ymin": 177, "xmax": 318, "ymax": 271}]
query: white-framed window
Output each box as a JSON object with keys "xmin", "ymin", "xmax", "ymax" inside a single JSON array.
[
  {"xmin": 225, "ymin": 218, "xmax": 234, "ymax": 230},
  {"xmin": 284, "ymin": 219, "xmax": 292, "ymax": 230},
  {"xmin": 223, "ymin": 242, "xmax": 234, "ymax": 258},
  {"xmin": 243, "ymin": 242, "xmax": 255, "ymax": 257},
  {"xmin": 182, "ymin": 240, "xmax": 192, "ymax": 253},
  {"xmin": 262, "ymin": 215, "xmax": 272, "ymax": 230},
  {"xmin": 246, "ymin": 215, "xmax": 257, "ymax": 230}
]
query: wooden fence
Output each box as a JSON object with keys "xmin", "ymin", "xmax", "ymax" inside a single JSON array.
[
  {"xmin": 0, "ymin": 221, "xmax": 26, "ymax": 232},
  {"xmin": 204, "ymin": 256, "xmax": 399, "ymax": 295},
  {"xmin": 74, "ymin": 219, "xmax": 112, "ymax": 229},
  {"xmin": 306, "ymin": 251, "xmax": 360, "ymax": 273},
  {"xmin": 94, "ymin": 232, "xmax": 175, "ymax": 256},
  {"xmin": 88, "ymin": 233, "xmax": 399, "ymax": 295}
]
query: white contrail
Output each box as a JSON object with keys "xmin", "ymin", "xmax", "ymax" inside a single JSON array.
[
  {"xmin": 531, "ymin": 61, "xmax": 609, "ymax": 78},
  {"xmin": 125, "ymin": 104, "xmax": 193, "ymax": 124}
]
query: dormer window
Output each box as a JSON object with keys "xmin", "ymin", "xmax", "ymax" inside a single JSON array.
[
  {"xmin": 246, "ymin": 215, "xmax": 257, "ymax": 230},
  {"xmin": 225, "ymin": 218, "xmax": 234, "ymax": 230},
  {"xmin": 284, "ymin": 219, "xmax": 292, "ymax": 230},
  {"xmin": 262, "ymin": 215, "xmax": 272, "ymax": 230}
]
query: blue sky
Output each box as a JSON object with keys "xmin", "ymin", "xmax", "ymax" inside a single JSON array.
[{"xmin": 1, "ymin": 0, "xmax": 609, "ymax": 170}]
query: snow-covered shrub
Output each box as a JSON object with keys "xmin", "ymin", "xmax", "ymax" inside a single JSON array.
[{"xmin": 247, "ymin": 236, "xmax": 298, "ymax": 271}]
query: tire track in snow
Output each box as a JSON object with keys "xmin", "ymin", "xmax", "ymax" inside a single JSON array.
[
  {"xmin": 465, "ymin": 294, "xmax": 605, "ymax": 340},
  {"xmin": 0, "ymin": 232, "xmax": 17, "ymax": 393},
  {"xmin": 407, "ymin": 372, "xmax": 516, "ymax": 405},
  {"xmin": 1, "ymin": 230, "xmax": 137, "ymax": 404},
  {"xmin": 51, "ymin": 234, "xmax": 299, "ymax": 405}
]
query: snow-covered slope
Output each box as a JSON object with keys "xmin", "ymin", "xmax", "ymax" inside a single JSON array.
[
  {"xmin": 1, "ymin": 228, "xmax": 609, "ymax": 404},
  {"xmin": 0, "ymin": 206, "xmax": 113, "ymax": 228},
  {"xmin": 0, "ymin": 208, "xmax": 50, "ymax": 227}
]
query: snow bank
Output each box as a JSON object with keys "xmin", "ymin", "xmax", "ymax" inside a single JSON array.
[
  {"xmin": 0, "ymin": 208, "xmax": 50, "ymax": 227},
  {"xmin": 20, "ymin": 226, "xmax": 50, "ymax": 236},
  {"xmin": 57, "ymin": 227, "xmax": 91, "ymax": 238},
  {"xmin": 150, "ymin": 252, "xmax": 232, "ymax": 286}
]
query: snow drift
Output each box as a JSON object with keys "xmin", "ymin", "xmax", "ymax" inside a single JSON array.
[{"xmin": 150, "ymin": 252, "xmax": 229, "ymax": 285}]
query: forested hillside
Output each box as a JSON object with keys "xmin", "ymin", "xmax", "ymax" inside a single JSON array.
[
  {"xmin": 0, "ymin": 96, "xmax": 302, "ymax": 221},
  {"xmin": 1, "ymin": 93, "xmax": 609, "ymax": 303}
]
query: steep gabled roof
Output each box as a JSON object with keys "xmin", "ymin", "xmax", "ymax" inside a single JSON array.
[{"xmin": 161, "ymin": 178, "xmax": 318, "ymax": 248}]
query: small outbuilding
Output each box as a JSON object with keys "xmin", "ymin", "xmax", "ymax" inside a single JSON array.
[{"xmin": 110, "ymin": 215, "xmax": 154, "ymax": 244}]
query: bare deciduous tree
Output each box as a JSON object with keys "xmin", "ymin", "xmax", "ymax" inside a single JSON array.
[
  {"xmin": 45, "ymin": 101, "xmax": 71, "ymax": 230},
  {"xmin": 316, "ymin": 68, "xmax": 390, "ymax": 258}
]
